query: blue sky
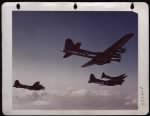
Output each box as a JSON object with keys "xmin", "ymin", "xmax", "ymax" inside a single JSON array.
[{"xmin": 12, "ymin": 11, "xmax": 138, "ymax": 109}]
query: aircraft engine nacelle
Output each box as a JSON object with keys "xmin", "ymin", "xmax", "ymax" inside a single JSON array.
[
  {"xmin": 111, "ymin": 58, "xmax": 121, "ymax": 62},
  {"xmin": 117, "ymin": 48, "xmax": 126, "ymax": 53},
  {"xmin": 106, "ymin": 60, "xmax": 111, "ymax": 63},
  {"xmin": 112, "ymin": 53, "xmax": 121, "ymax": 58}
]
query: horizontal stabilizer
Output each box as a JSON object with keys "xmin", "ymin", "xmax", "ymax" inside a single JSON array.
[
  {"xmin": 63, "ymin": 53, "xmax": 72, "ymax": 58},
  {"xmin": 81, "ymin": 60, "xmax": 94, "ymax": 68}
]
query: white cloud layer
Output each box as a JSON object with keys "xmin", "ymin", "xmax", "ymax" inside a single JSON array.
[{"xmin": 13, "ymin": 87, "xmax": 137, "ymax": 110}]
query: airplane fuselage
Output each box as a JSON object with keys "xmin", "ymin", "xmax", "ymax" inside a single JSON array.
[
  {"xmin": 63, "ymin": 49, "xmax": 98, "ymax": 58},
  {"xmin": 64, "ymin": 49, "xmax": 110, "ymax": 65},
  {"xmin": 64, "ymin": 48, "xmax": 121, "ymax": 65},
  {"xmin": 63, "ymin": 33, "xmax": 134, "ymax": 67},
  {"xmin": 103, "ymin": 74, "xmax": 127, "ymax": 80},
  {"xmin": 89, "ymin": 78, "xmax": 124, "ymax": 86},
  {"xmin": 104, "ymin": 80, "xmax": 124, "ymax": 86},
  {"xmin": 14, "ymin": 83, "xmax": 45, "ymax": 90}
]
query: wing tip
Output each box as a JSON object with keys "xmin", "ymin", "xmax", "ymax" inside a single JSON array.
[
  {"xmin": 127, "ymin": 32, "xmax": 134, "ymax": 38},
  {"xmin": 81, "ymin": 65, "xmax": 86, "ymax": 68}
]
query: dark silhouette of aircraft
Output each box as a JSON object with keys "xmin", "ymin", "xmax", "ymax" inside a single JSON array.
[
  {"xmin": 13, "ymin": 80, "xmax": 45, "ymax": 90},
  {"xmin": 88, "ymin": 73, "xmax": 127, "ymax": 86},
  {"xmin": 101, "ymin": 72, "xmax": 127, "ymax": 80},
  {"xmin": 62, "ymin": 33, "xmax": 134, "ymax": 67}
]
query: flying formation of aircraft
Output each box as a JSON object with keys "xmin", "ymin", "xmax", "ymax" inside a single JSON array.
[
  {"xmin": 13, "ymin": 80, "xmax": 45, "ymax": 90},
  {"xmin": 13, "ymin": 33, "xmax": 134, "ymax": 90},
  {"xmin": 88, "ymin": 73, "xmax": 127, "ymax": 86},
  {"xmin": 62, "ymin": 33, "xmax": 134, "ymax": 67},
  {"xmin": 62, "ymin": 33, "xmax": 134, "ymax": 86}
]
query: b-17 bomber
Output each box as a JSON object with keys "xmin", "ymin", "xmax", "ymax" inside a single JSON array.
[
  {"xmin": 62, "ymin": 33, "xmax": 134, "ymax": 67},
  {"xmin": 13, "ymin": 80, "xmax": 45, "ymax": 91},
  {"xmin": 88, "ymin": 73, "xmax": 127, "ymax": 86}
]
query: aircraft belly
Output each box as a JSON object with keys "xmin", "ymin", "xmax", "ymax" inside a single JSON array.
[{"xmin": 94, "ymin": 55, "xmax": 109, "ymax": 65}]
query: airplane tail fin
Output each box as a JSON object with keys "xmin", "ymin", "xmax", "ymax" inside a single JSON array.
[
  {"xmin": 33, "ymin": 81, "xmax": 40, "ymax": 87},
  {"xmin": 88, "ymin": 73, "xmax": 96, "ymax": 83},
  {"xmin": 63, "ymin": 38, "xmax": 81, "ymax": 58},
  {"xmin": 63, "ymin": 38, "xmax": 74, "ymax": 58},
  {"xmin": 13, "ymin": 80, "xmax": 21, "ymax": 87},
  {"xmin": 64, "ymin": 38, "xmax": 74, "ymax": 50},
  {"xmin": 101, "ymin": 72, "xmax": 106, "ymax": 79}
]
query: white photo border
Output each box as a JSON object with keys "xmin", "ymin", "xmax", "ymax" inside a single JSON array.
[{"xmin": 2, "ymin": 2, "xmax": 149, "ymax": 115}]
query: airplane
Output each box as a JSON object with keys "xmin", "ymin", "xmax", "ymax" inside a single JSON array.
[
  {"xmin": 88, "ymin": 73, "xmax": 127, "ymax": 86},
  {"xmin": 62, "ymin": 33, "xmax": 134, "ymax": 67},
  {"xmin": 13, "ymin": 80, "xmax": 45, "ymax": 90},
  {"xmin": 101, "ymin": 72, "xmax": 127, "ymax": 80}
]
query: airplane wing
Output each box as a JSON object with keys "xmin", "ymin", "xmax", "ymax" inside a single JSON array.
[
  {"xmin": 81, "ymin": 59, "xmax": 95, "ymax": 67},
  {"xmin": 81, "ymin": 33, "xmax": 134, "ymax": 68},
  {"xmin": 103, "ymin": 33, "xmax": 134, "ymax": 60}
]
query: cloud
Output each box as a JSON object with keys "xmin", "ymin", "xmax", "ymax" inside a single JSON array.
[
  {"xmin": 13, "ymin": 87, "xmax": 138, "ymax": 110},
  {"xmin": 13, "ymin": 88, "xmax": 49, "ymax": 107},
  {"xmin": 69, "ymin": 89, "xmax": 88, "ymax": 97},
  {"xmin": 124, "ymin": 95, "xmax": 138, "ymax": 108}
]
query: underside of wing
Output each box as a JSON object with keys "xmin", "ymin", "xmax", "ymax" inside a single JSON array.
[
  {"xmin": 81, "ymin": 60, "xmax": 95, "ymax": 68},
  {"xmin": 103, "ymin": 33, "xmax": 134, "ymax": 59}
]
